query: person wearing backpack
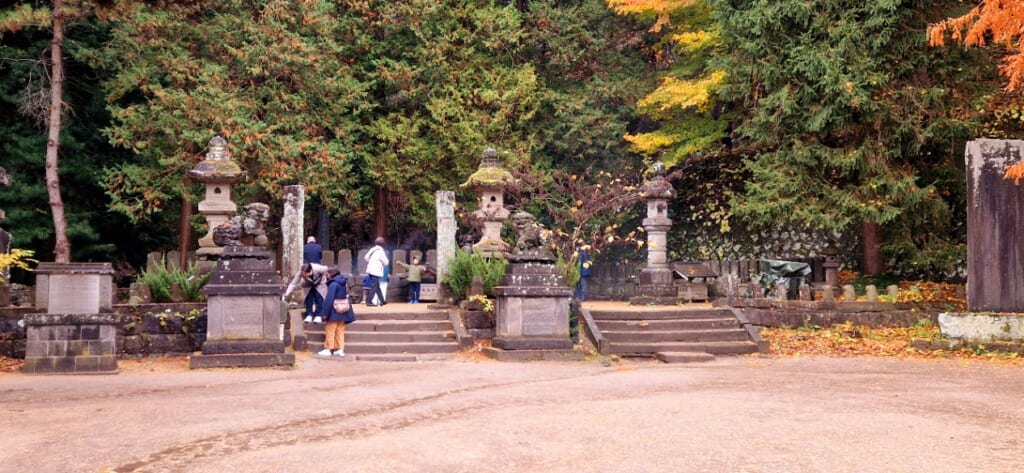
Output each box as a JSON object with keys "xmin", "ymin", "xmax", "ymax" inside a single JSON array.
[{"xmin": 318, "ymin": 268, "xmax": 356, "ymax": 357}]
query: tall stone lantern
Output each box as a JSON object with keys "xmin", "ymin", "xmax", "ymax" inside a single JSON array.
[
  {"xmin": 461, "ymin": 148, "xmax": 517, "ymax": 257},
  {"xmin": 631, "ymin": 161, "xmax": 678, "ymax": 304},
  {"xmin": 188, "ymin": 136, "xmax": 246, "ymax": 260}
]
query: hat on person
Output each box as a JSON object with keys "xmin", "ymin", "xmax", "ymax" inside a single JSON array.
[{"xmin": 307, "ymin": 236, "xmax": 316, "ymax": 243}]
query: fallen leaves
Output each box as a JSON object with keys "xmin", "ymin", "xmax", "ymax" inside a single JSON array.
[{"xmin": 761, "ymin": 322, "xmax": 1024, "ymax": 365}]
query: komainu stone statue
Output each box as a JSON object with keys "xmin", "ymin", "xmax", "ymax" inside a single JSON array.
[
  {"xmin": 510, "ymin": 210, "xmax": 549, "ymax": 256},
  {"xmin": 213, "ymin": 203, "xmax": 270, "ymax": 247}
]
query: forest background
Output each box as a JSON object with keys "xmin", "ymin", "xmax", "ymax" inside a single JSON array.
[{"xmin": 0, "ymin": 0, "xmax": 1019, "ymax": 285}]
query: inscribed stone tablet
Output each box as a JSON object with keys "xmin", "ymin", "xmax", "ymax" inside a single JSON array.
[{"xmin": 49, "ymin": 274, "xmax": 100, "ymax": 314}]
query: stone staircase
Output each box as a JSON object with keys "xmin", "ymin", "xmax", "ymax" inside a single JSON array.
[
  {"xmin": 585, "ymin": 306, "xmax": 763, "ymax": 363},
  {"xmin": 304, "ymin": 308, "xmax": 459, "ymax": 361}
]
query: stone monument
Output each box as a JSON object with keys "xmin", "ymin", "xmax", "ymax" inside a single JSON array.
[
  {"xmin": 189, "ymin": 136, "xmax": 246, "ymax": 268},
  {"xmin": 190, "ymin": 246, "xmax": 294, "ymax": 368},
  {"xmin": 434, "ymin": 190, "xmax": 457, "ymax": 306},
  {"xmin": 938, "ymin": 139, "xmax": 1024, "ymax": 342},
  {"xmin": 484, "ymin": 211, "xmax": 582, "ymax": 361},
  {"xmin": 630, "ymin": 160, "xmax": 679, "ymax": 304},
  {"xmin": 461, "ymin": 148, "xmax": 516, "ymax": 257}
]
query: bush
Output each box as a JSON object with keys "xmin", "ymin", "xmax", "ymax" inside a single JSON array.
[
  {"xmin": 137, "ymin": 258, "xmax": 210, "ymax": 302},
  {"xmin": 444, "ymin": 249, "xmax": 507, "ymax": 301}
]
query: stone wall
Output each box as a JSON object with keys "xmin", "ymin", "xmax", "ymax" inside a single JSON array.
[
  {"xmin": 1, "ymin": 303, "xmax": 207, "ymax": 359},
  {"xmin": 23, "ymin": 313, "xmax": 120, "ymax": 374},
  {"xmin": 719, "ymin": 299, "xmax": 939, "ymax": 328}
]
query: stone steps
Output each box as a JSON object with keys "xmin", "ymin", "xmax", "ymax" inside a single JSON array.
[
  {"xmin": 304, "ymin": 309, "xmax": 458, "ymax": 360},
  {"xmin": 601, "ymin": 328, "xmax": 750, "ymax": 343},
  {"xmin": 596, "ymin": 318, "xmax": 740, "ymax": 331},
  {"xmin": 590, "ymin": 307, "xmax": 759, "ymax": 362}
]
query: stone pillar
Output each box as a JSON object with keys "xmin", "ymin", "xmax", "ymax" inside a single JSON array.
[
  {"xmin": 630, "ymin": 161, "xmax": 679, "ymax": 304},
  {"xmin": 435, "ymin": 190, "xmax": 457, "ymax": 305},
  {"xmin": 190, "ymin": 246, "xmax": 294, "ymax": 368},
  {"xmin": 965, "ymin": 139, "xmax": 1024, "ymax": 312},
  {"xmin": 281, "ymin": 185, "xmax": 304, "ymax": 282}
]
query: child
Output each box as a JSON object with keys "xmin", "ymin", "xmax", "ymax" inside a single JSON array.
[{"xmin": 396, "ymin": 256, "xmax": 434, "ymax": 304}]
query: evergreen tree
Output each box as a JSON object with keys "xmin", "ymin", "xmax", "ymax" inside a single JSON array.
[{"xmin": 713, "ymin": 0, "xmax": 992, "ymax": 274}]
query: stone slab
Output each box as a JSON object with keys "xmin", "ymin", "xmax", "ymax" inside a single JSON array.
[
  {"xmin": 201, "ymin": 340, "xmax": 286, "ymax": 355},
  {"xmin": 481, "ymin": 347, "xmax": 584, "ymax": 362},
  {"xmin": 189, "ymin": 352, "xmax": 295, "ymax": 369},
  {"xmin": 939, "ymin": 312, "xmax": 1024, "ymax": 342},
  {"xmin": 656, "ymin": 352, "xmax": 716, "ymax": 363},
  {"xmin": 492, "ymin": 337, "xmax": 574, "ymax": 350}
]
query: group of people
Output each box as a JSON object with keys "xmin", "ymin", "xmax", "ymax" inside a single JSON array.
[{"xmin": 283, "ymin": 235, "xmax": 433, "ymax": 357}]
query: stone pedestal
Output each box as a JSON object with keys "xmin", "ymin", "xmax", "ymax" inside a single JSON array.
[
  {"xmin": 22, "ymin": 313, "xmax": 119, "ymax": 374},
  {"xmin": 34, "ymin": 263, "xmax": 115, "ymax": 313},
  {"xmin": 484, "ymin": 252, "xmax": 582, "ymax": 361},
  {"xmin": 190, "ymin": 246, "xmax": 294, "ymax": 368}
]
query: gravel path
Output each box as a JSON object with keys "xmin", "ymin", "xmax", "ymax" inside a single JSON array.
[{"xmin": 1, "ymin": 354, "xmax": 1022, "ymax": 473}]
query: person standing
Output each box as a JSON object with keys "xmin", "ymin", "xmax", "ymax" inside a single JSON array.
[
  {"xmin": 396, "ymin": 256, "xmax": 433, "ymax": 304},
  {"xmin": 303, "ymin": 236, "xmax": 323, "ymax": 264},
  {"xmin": 576, "ymin": 244, "xmax": 592, "ymax": 301},
  {"xmin": 284, "ymin": 262, "xmax": 329, "ymax": 323},
  {"xmin": 318, "ymin": 268, "xmax": 355, "ymax": 357},
  {"xmin": 364, "ymin": 236, "xmax": 389, "ymax": 306}
]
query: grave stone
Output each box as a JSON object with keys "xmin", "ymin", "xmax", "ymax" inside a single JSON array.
[
  {"xmin": 842, "ymin": 284, "xmax": 856, "ymax": 301},
  {"xmin": 865, "ymin": 285, "xmax": 879, "ymax": 302},
  {"xmin": 887, "ymin": 285, "xmax": 900, "ymax": 301},
  {"xmin": 337, "ymin": 249, "xmax": 353, "ymax": 275},
  {"xmin": 965, "ymin": 139, "xmax": 1024, "ymax": 312},
  {"xmin": 357, "ymin": 249, "xmax": 369, "ymax": 274}
]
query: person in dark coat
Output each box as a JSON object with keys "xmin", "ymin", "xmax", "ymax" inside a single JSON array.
[
  {"xmin": 303, "ymin": 236, "xmax": 323, "ymax": 264},
  {"xmin": 318, "ymin": 268, "xmax": 356, "ymax": 357},
  {"xmin": 576, "ymin": 244, "xmax": 592, "ymax": 301}
]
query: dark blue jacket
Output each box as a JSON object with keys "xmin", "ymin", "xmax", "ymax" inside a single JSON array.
[
  {"xmin": 578, "ymin": 248, "xmax": 592, "ymax": 278},
  {"xmin": 303, "ymin": 242, "xmax": 323, "ymax": 264},
  {"xmin": 322, "ymin": 274, "xmax": 356, "ymax": 324}
]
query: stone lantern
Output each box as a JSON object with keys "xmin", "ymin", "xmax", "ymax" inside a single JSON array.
[
  {"xmin": 461, "ymin": 148, "xmax": 517, "ymax": 257},
  {"xmin": 631, "ymin": 160, "xmax": 678, "ymax": 304},
  {"xmin": 188, "ymin": 136, "xmax": 246, "ymax": 258}
]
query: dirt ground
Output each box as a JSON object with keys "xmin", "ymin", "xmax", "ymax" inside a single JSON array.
[{"xmin": 1, "ymin": 353, "xmax": 1023, "ymax": 473}]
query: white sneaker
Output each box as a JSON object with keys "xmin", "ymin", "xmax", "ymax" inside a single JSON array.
[
  {"xmin": 312, "ymin": 316, "xmax": 323, "ymax": 323},
  {"xmin": 334, "ymin": 350, "xmax": 345, "ymax": 357},
  {"xmin": 303, "ymin": 316, "xmax": 312, "ymax": 323},
  {"xmin": 317, "ymin": 349, "xmax": 332, "ymax": 356}
]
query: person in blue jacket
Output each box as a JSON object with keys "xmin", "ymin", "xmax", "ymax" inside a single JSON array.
[
  {"xmin": 318, "ymin": 268, "xmax": 356, "ymax": 357},
  {"xmin": 576, "ymin": 244, "xmax": 592, "ymax": 301}
]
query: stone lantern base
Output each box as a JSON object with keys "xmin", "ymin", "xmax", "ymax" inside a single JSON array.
[{"xmin": 482, "ymin": 253, "xmax": 583, "ymax": 362}]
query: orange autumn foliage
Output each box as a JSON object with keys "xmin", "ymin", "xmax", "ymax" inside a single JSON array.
[{"xmin": 928, "ymin": 0, "xmax": 1024, "ymax": 92}]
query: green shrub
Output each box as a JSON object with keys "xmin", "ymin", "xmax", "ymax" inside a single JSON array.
[
  {"xmin": 444, "ymin": 249, "xmax": 507, "ymax": 301},
  {"xmin": 138, "ymin": 258, "xmax": 210, "ymax": 302}
]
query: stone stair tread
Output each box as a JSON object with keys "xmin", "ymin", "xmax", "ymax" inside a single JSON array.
[
  {"xmin": 354, "ymin": 354, "xmax": 419, "ymax": 362},
  {"xmin": 608, "ymin": 340, "xmax": 759, "ymax": 356},
  {"xmin": 588, "ymin": 310, "xmax": 734, "ymax": 321},
  {"xmin": 656, "ymin": 352, "xmax": 716, "ymax": 363}
]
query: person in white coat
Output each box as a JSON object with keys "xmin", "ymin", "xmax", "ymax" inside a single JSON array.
[
  {"xmin": 284, "ymin": 262, "xmax": 330, "ymax": 323},
  {"xmin": 364, "ymin": 237, "xmax": 389, "ymax": 306}
]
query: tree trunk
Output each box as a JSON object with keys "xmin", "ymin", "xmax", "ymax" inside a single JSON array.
[
  {"xmin": 46, "ymin": 0, "xmax": 70, "ymax": 264},
  {"xmin": 860, "ymin": 220, "xmax": 883, "ymax": 276},
  {"xmin": 178, "ymin": 179, "xmax": 193, "ymax": 269},
  {"xmin": 374, "ymin": 185, "xmax": 387, "ymax": 239}
]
